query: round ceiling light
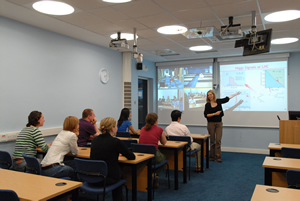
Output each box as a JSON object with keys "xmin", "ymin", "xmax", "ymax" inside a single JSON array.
[
  {"xmin": 271, "ymin": 37, "xmax": 299, "ymax": 45},
  {"xmin": 264, "ymin": 10, "xmax": 300, "ymax": 22},
  {"xmin": 157, "ymin": 25, "xmax": 187, "ymax": 35},
  {"xmin": 32, "ymin": 1, "xmax": 74, "ymax": 15},
  {"xmin": 110, "ymin": 33, "xmax": 138, "ymax": 40},
  {"xmin": 102, "ymin": 0, "xmax": 132, "ymax": 3},
  {"xmin": 189, "ymin": 46, "xmax": 213, "ymax": 51}
]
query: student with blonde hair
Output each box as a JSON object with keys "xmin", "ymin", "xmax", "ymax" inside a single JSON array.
[
  {"xmin": 204, "ymin": 90, "xmax": 240, "ymax": 162},
  {"xmin": 91, "ymin": 117, "xmax": 135, "ymax": 201},
  {"xmin": 41, "ymin": 116, "xmax": 79, "ymax": 179}
]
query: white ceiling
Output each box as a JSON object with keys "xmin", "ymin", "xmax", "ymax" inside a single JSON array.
[{"xmin": 1, "ymin": 0, "xmax": 300, "ymax": 62}]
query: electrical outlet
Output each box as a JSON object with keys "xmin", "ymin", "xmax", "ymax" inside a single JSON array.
[{"xmin": 0, "ymin": 134, "xmax": 8, "ymax": 142}]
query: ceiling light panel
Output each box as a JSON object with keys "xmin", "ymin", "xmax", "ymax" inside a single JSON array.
[
  {"xmin": 189, "ymin": 45, "xmax": 213, "ymax": 51},
  {"xmin": 271, "ymin": 37, "xmax": 299, "ymax": 44},
  {"xmin": 32, "ymin": 1, "xmax": 74, "ymax": 15},
  {"xmin": 265, "ymin": 10, "xmax": 300, "ymax": 22},
  {"xmin": 157, "ymin": 25, "xmax": 187, "ymax": 35},
  {"xmin": 110, "ymin": 33, "xmax": 138, "ymax": 40}
]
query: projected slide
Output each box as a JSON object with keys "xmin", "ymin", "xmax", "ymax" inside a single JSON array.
[{"xmin": 220, "ymin": 61, "xmax": 288, "ymax": 112}]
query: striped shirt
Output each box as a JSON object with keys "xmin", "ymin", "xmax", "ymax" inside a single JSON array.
[{"xmin": 12, "ymin": 127, "xmax": 49, "ymax": 158}]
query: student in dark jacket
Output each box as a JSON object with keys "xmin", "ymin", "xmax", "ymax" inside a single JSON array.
[{"xmin": 90, "ymin": 117, "xmax": 135, "ymax": 201}]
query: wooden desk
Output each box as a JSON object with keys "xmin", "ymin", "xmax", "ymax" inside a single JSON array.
[
  {"xmin": 251, "ymin": 184, "xmax": 300, "ymax": 201},
  {"xmin": 159, "ymin": 141, "xmax": 188, "ymax": 190},
  {"xmin": 37, "ymin": 147, "xmax": 154, "ymax": 201},
  {"xmin": 268, "ymin": 142, "xmax": 300, "ymax": 157},
  {"xmin": 263, "ymin": 156, "xmax": 300, "ymax": 187},
  {"xmin": 191, "ymin": 134, "xmax": 210, "ymax": 173},
  {"xmin": 0, "ymin": 168, "xmax": 82, "ymax": 201}
]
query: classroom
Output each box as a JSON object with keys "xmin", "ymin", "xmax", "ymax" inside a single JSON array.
[{"xmin": 1, "ymin": 0, "xmax": 300, "ymax": 200}]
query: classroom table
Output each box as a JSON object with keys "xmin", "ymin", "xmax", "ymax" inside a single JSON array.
[
  {"xmin": 190, "ymin": 134, "xmax": 210, "ymax": 173},
  {"xmin": 251, "ymin": 184, "xmax": 300, "ymax": 201},
  {"xmin": 268, "ymin": 142, "xmax": 300, "ymax": 157},
  {"xmin": 262, "ymin": 156, "xmax": 300, "ymax": 187},
  {"xmin": 0, "ymin": 168, "xmax": 82, "ymax": 201},
  {"xmin": 118, "ymin": 138, "xmax": 188, "ymax": 190},
  {"xmin": 37, "ymin": 146, "xmax": 154, "ymax": 201}
]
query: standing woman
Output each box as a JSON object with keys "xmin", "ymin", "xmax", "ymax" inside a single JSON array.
[
  {"xmin": 139, "ymin": 113, "xmax": 167, "ymax": 187},
  {"xmin": 91, "ymin": 117, "xmax": 135, "ymax": 201},
  {"xmin": 117, "ymin": 108, "xmax": 140, "ymax": 134},
  {"xmin": 40, "ymin": 116, "xmax": 79, "ymax": 179},
  {"xmin": 204, "ymin": 90, "xmax": 240, "ymax": 162},
  {"xmin": 11, "ymin": 111, "xmax": 49, "ymax": 172}
]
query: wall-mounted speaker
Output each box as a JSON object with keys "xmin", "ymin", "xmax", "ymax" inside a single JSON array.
[{"xmin": 136, "ymin": 62, "xmax": 143, "ymax": 70}]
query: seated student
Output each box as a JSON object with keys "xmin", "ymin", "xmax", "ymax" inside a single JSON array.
[
  {"xmin": 77, "ymin": 108, "xmax": 100, "ymax": 147},
  {"xmin": 117, "ymin": 108, "xmax": 140, "ymax": 135},
  {"xmin": 11, "ymin": 111, "xmax": 49, "ymax": 172},
  {"xmin": 40, "ymin": 116, "xmax": 79, "ymax": 179},
  {"xmin": 165, "ymin": 110, "xmax": 202, "ymax": 171},
  {"xmin": 91, "ymin": 117, "xmax": 135, "ymax": 201},
  {"xmin": 139, "ymin": 113, "xmax": 167, "ymax": 188}
]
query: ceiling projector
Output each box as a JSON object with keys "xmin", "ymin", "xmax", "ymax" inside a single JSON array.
[
  {"xmin": 109, "ymin": 39, "xmax": 129, "ymax": 50},
  {"xmin": 219, "ymin": 27, "xmax": 244, "ymax": 39}
]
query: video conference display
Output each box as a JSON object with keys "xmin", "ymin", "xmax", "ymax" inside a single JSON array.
[{"xmin": 157, "ymin": 65, "xmax": 213, "ymax": 125}]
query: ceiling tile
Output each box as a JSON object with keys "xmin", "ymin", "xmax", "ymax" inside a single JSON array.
[
  {"xmin": 147, "ymin": 36, "xmax": 174, "ymax": 44},
  {"xmin": 138, "ymin": 44, "xmax": 167, "ymax": 51},
  {"xmin": 153, "ymin": 0, "xmax": 208, "ymax": 12},
  {"xmin": 56, "ymin": 12, "xmax": 108, "ymax": 28},
  {"xmin": 85, "ymin": 23, "xmax": 125, "ymax": 36},
  {"xmin": 112, "ymin": 0, "xmax": 166, "ymax": 18},
  {"xmin": 136, "ymin": 13, "xmax": 181, "ymax": 28},
  {"xmin": 113, "ymin": 19, "xmax": 147, "ymax": 30},
  {"xmin": 89, "ymin": 7, "xmax": 130, "ymax": 22},
  {"xmin": 266, "ymin": 21, "xmax": 300, "ymax": 31},
  {"xmin": 63, "ymin": 0, "xmax": 108, "ymax": 11},
  {"xmin": 176, "ymin": 39, "xmax": 208, "ymax": 47},
  {"xmin": 206, "ymin": 0, "xmax": 250, "ymax": 6},
  {"xmin": 211, "ymin": 0, "xmax": 258, "ymax": 18},
  {"xmin": 258, "ymin": 0, "xmax": 300, "ymax": 13},
  {"xmin": 137, "ymin": 29, "xmax": 162, "ymax": 38},
  {"xmin": 171, "ymin": 8, "xmax": 217, "ymax": 23}
]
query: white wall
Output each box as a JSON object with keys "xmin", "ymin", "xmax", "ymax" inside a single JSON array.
[{"xmin": 0, "ymin": 17, "xmax": 124, "ymax": 153}]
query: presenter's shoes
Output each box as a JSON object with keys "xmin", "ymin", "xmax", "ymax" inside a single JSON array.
[{"xmin": 216, "ymin": 159, "xmax": 223, "ymax": 163}]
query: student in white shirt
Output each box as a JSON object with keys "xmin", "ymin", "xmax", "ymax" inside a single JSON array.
[
  {"xmin": 165, "ymin": 110, "xmax": 202, "ymax": 171},
  {"xmin": 41, "ymin": 116, "xmax": 79, "ymax": 179}
]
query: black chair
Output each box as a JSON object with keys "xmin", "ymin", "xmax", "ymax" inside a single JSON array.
[
  {"xmin": 0, "ymin": 189, "xmax": 19, "ymax": 201},
  {"xmin": 22, "ymin": 153, "xmax": 71, "ymax": 180},
  {"xmin": 286, "ymin": 169, "xmax": 300, "ymax": 189},
  {"xmin": 116, "ymin": 131, "xmax": 131, "ymax": 138},
  {"xmin": 74, "ymin": 158, "xmax": 128, "ymax": 201},
  {"xmin": 121, "ymin": 139, "xmax": 138, "ymax": 149},
  {"xmin": 168, "ymin": 135, "xmax": 198, "ymax": 179},
  {"xmin": 22, "ymin": 153, "xmax": 42, "ymax": 175},
  {"xmin": 281, "ymin": 147, "xmax": 300, "ymax": 159},
  {"xmin": 0, "ymin": 150, "xmax": 13, "ymax": 169},
  {"xmin": 131, "ymin": 143, "xmax": 170, "ymax": 199}
]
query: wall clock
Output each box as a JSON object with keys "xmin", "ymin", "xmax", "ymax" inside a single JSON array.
[{"xmin": 99, "ymin": 68, "xmax": 109, "ymax": 84}]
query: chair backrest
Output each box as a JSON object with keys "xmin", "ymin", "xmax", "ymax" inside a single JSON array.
[
  {"xmin": 0, "ymin": 189, "xmax": 19, "ymax": 201},
  {"xmin": 168, "ymin": 135, "xmax": 191, "ymax": 146},
  {"xmin": 22, "ymin": 153, "xmax": 41, "ymax": 175},
  {"xmin": 131, "ymin": 144, "xmax": 156, "ymax": 156},
  {"xmin": 281, "ymin": 147, "xmax": 300, "ymax": 159},
  {"xmin": 74, "ymin": 158, "xmax": 107, "ymax": 184},
  {"xmin": 121, "ymin": 140, "xmax": 138, "ymax": 149},
  {"xmin": 0, "ymin": 150, "xmax": 13, "ymax": 169},
  {"xmin": 116, "ymin": 131, "xmax": 131, "ymax": 138},
  {"xmin": 286, "ymin": 169, "xmax": 300, "ymax": 189}
]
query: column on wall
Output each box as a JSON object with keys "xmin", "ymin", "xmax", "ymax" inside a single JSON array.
[{"xmin": 122, "ymin": 52, "xmax": 132, "ymax": 110}]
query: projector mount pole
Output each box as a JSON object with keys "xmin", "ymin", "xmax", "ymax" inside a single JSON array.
[
  {"xmin": 133, "ymin": 28, "xmax": 137, "ymax": 53},
  {"xmin": 117, "ymin": 31, "xmax": 121, "ymax": 40},
  {"xmin": 251, "ymin": 11, "xmax": 257, "ymax": 33}
]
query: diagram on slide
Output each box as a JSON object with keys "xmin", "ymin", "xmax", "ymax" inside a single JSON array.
[
  {"xmin": 222, "ymin": 90, "xmax": 250, "ymax": 110},
  {"xmin": 222, "ymin": 71, "xmax": 245, "ymax": 86},
  {"xmin": 263, "ymin": 69, "xmax": 285, "ymax": 88}
]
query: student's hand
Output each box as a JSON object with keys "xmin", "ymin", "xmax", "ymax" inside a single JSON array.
[
  {"xmin": 91, "ymin": 118, "xmax": 97, "ymax": 125},
  {"xmin": 119, "ymin": 153, "xmax": 123, "ymax": 156}
]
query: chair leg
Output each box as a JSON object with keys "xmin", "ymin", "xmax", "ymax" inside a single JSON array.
[
  {"xmin": 167, "ymin": 164, "xmax": 170, "ymax": 189},
  {"xmin": 123, "ymin": 184, "xmax": 128, "ymax": 201},
  {"xmin": 189, "ymin": 154, "xmax": 191, "ymax": 180}
]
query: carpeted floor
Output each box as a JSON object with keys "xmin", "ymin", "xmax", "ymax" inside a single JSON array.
[{"xmin": 79, "ymin": 152, "xmax": 267, "ymax": 201}]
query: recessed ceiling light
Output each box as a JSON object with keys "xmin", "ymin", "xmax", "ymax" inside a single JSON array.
[
  {"xmin": 271, "ymin": 37, "xmax": 299, "ymax": 45},
  {"xmin": 32, "ymin": 1, "xmax": 74, "ymax": 15},
  {"xmin": 102, "ymin": 0, "xmax": 132, "ymax": 3},
  {"xmin": 110, "ymin": 33, "xmax": 138, "ymax": 40},
  {"xmin": 265, "ymin": 10, "xmax": 300, "ymax": 22},
  {"xmin": 157, "ymin": 25, "xmax": 187, "ymax": 35},
  {"xmin": 189, "ymin": 46, "xmax": 213, "ymax": 51}
]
